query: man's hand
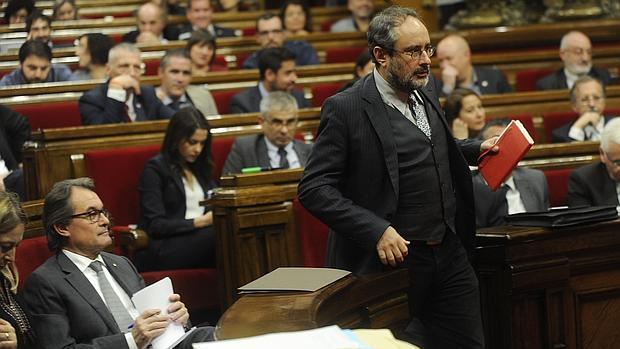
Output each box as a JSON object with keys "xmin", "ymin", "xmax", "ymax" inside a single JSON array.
[
  {"xmin": 0, "ymin": 319, "xmax": 17, "ymax": 349},
  {"xmin": 376, "ymin": 226, "xmax": 410, "ymax": 267},
  {"xmin": 440, "ymin": 64, "xmax": 459, "ymax": 91},
  {"xmin": 131, "ymin": 309, "xmax": 168, "ymax": 349},
  {"xmin": 167, "ymin": 294, "xmax": 189, "ymax": 327},
  {"xmin": 451, "ymin": 118, "xmax": 469, "ymax": 140},
  {"xmin": 573, "ymin": 111, "xmax": 601, "ymax": 130},
  {"xmin": 108, "ymin": 74, "xmax": 141, "ymax": 96},
  {"xmin": 480, "ymin": 136, "xmax": 499, "ymax": 153}
]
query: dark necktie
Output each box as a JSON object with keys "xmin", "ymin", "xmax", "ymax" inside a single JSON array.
[
  {"xmin": 278, "ymin": 147, "xmax": 289, "ymax": 169},
  {"xmin": 89, "ymin": 261, "xmax": 134, "ymax": 332},
  {"xmin": 408, "ymin": 96, "xmax": 431, "ymax": 138},
  {"xmin": 122, "ymin": 103, "xmax": 131, "ymax": 123}
]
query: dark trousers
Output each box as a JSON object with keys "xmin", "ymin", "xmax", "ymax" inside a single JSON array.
[{"xmin": 402, "ymin": 232, "xmax": 484, "ymax": 349}]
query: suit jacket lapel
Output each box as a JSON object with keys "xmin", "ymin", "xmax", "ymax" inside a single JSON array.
[
  {"xmin": 255, "ymin": 135, "xmax": 271, "ymax": 168},
  {"xmin": 102, "ymin": 254, "xmax": 140, "ymax": 297},
  {"xmin": 513, "ymin": 170, "xmax": 537, "ymax": 211},
  {"xmin": 57, "ymin": 253, "xmax": 120, "ymax": 334}
]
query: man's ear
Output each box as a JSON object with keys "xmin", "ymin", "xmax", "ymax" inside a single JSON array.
[
  {"xmin": 258, "ymin": 115, "xmax": 265, "ymax": 126},
  {"xmin": 53, "ymin": 224, "xmax": 71, "ymax": 238},
  {"xmin": 372, "ymin": 46, "xmax": 387, "ymax": 67},
  {"xmin": 264, "ymin": 68, "xmax": 276, "ymax": 82}
]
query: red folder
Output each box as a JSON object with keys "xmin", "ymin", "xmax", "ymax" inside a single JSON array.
[{"xmin": 478, "ymin": 120, "xmax": 534, "ymax": 191}]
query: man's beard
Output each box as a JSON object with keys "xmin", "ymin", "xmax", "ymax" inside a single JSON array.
[
  {"xmin": 386, "ymin": 61, "xmax": 429, "ymax": 94},
  {"xmin": 566, "ymin": 62, "xmax": 592, "ymax": 76}
]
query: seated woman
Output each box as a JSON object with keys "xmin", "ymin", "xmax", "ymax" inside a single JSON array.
[
  {"xmin": 0, "ymin": 191, "xmax": 37, "ymax": 348},
  {"xmin": 444, "ymin": 88, "xmax": 486, "ymax": 140},
  {"xmin": 280, "ymin": 0, "xmax": 313, "ymax": 37},
  {"xmin": 139, "ymin": 108, "xmax": 216, "ymax": 270},
  {"xmin": 2, "ymin": 0, "xmax": 35, "ymax": 24},
  {"xmin": 186, "ymin": 30, "xmax": 226, "ymax": 76},
  {"xmin": 52, "ymin": 0, "xmax": 79, "ymax": 21}
]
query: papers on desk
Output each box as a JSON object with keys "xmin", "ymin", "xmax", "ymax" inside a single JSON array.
[
  {"xmin": 131, "ymin": 277, "xmax": 196, "ymax": 349},
  {"xmin": 238, "ymin": 267, "xmax": 351, "ymax": 293}
]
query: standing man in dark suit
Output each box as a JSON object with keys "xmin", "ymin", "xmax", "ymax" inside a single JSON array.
[
  {"xmin": 568, "ymin": 118, "xmax": 620, "ymax": 207},
  {"xmin": 121, "ymin": 2, "xmax": 180, "ymax": 44},
  {"xmin": 536, "ymin": 31, "xmax": 612, "ymax": 91},
  {"xmin": 223, "ymin": 91, "xmax": 312, "ymax": 174},
  {"xmin": 229, "ymin": 47, "xmax": 308, "ymax": 114},
  {"xmin": 80, "ymin": 43, "xmax": 175, "ymax": 125},
  {"xmin": 23, "ymin": 177, "xmax": 214, "ymax": 349},
  {"xmin": 298, "ymin": 6, "xmax": 496, "ymax": 348},
  {"xmin": 0, "ymin": 104, "xmax": 30, "ymax": 201},
  {"xmin": 177, "ymin": 0, "xmax": 237, "ymax": 40},
  {"xmin": 435, "ymin": 34, "xmax": 512, "ymax": 97}
]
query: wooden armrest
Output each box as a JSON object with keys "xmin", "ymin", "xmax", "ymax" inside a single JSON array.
[{"xmin": 111, "ymin": 226, "xmax": 149, "ymax": 256}]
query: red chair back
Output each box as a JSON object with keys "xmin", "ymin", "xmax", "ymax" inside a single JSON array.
[
  {"xmin": 311, "ymin": 82, "xmax": 343, "ymax": 107},
  {"xmin": 12, "ymin": 101, "xmax": 81, "ymax": 130},
  {"xmin": 144, "ymin": 59, "xmax": 160, "ymax": 76},
  {"xmin": 293, "ymin": 198, "xmax": 329, "ymax": 267},
  {"xmin": 542, "ymin": 111, "xmax": 578, "ymax": 143},
  {"xmin": 211, "ymin": 137, "xmax": 235, "ymax": 180},
  {"xmin": 211, "ymin": 89, "xmax": 241, "ymax": 114},
  {"xmin": 325, "ymin": 46, "xmax": 365, "ymax": 64},
  {"xmin": 16, "ymin": 236, "xmax": 53, "ymax": 289},
  {"xmin": 515, "ymin": 68, "xmax": 555, "ymax": 92},
  {"xmin": 543, "ymin": 168, "xmax": 575, "ymax": 207}
]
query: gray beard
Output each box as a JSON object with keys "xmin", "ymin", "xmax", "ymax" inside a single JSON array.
[{"xmin": 387, "ymin": 65, "xmax": 429, "ymax": 94}]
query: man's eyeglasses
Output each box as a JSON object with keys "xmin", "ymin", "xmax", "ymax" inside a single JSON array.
[
  {"xmin": 604, "ymin": 152, "xmax": 620, "ymax": 167},
  {"xmin": 266, "ymin": 117, "xmax": 297, "ymax": 129},
  {"xmin": 578, "ymin": 95, "xmax": 603, "ymax": 105},
  {"xmin": 70, "ymin": 208, "xmax": 110, "ymax": 224},
  {"xmin": 116, "ymin": 63, "xmax": 146, "ymax": 74},
  {"xmin": 563, "ymin": 48, "xmax": 592, "ymax": 56},
  {"xmin": 392, "ymin": 45, "xmax": 436, "ymax": 60}
]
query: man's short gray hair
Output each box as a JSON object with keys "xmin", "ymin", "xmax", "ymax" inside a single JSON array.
[
  {"xmin": 569, "ymin": 75, "xmax": 605, "ymax": 105},
  {"xmin": 108, "ymin": 43, "xmax": 141, "ymax": 66},
  {"xmin": 601, "ymin": 118, "xmax": 620, "ymax": 153},
  {"xmin": 260, "ymin": 91, "xmax": 298, "ymax": 119},
  {"xmin": 367, "ymin": 6, "xmax": 421, "ymax": 66}
]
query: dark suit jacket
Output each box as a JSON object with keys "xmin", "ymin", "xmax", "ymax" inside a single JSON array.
[
  {"xmin": 121, "ymin": 26, "xmax": 180, "ymax": 43},
  {"xmin": 297, "ymin": 73, "xmax": 481, "ymax": 275},
  {"xmin": 536, "ymin": 66, "xmax": 612, "ymax": 90},
  {"xmin": 436, "ymin": 65, "xmax": 512, "ymax": 96},
  {"xmin": 568, "ymin": 162, "xmax": 618, "ymax": 207},
  {"xmin": 177, "ymin": 24, "xmax": 236, "ymax": 39},
  {"xmin": 551, "ymin": 115, "xmax": 616, "ymax": 143},
  {"xmin": 23, "ymin": 252, "xmax": 144, "ymax": 349},
  {"xmin": 222, "ymin": 134, "xmax": 313, "ymax": 174},
  {"xmin": 473, "ymin": 168, "xmax": 549, "ymax": 228},
  {"xmin": 0, "ymin": 105, "xmax": 30, "ymax": 170},
  {"xmin": 79, "ymin": 84, "xmax": 175, "ymax": 125},
  {"xmin": 228, "ymin": 85, "xmax": 308, "ymax": 114}
]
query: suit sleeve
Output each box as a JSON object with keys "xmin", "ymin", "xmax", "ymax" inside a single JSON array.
[
  {"xmin": 23, "ymin": 272, "xmax": 129, "ymax": 349},
  {"xmin": 455, "ymin": 138, "xmax": 483, "ymax": 165},
  {"xmin": 155, "ymin": 100, "xmax": 175, "ymax": 120},
  {"xmin": 567, "ymin": 170, "xmax": 592, "ymax": 207},
  {"xmin": 298, "ymin": 98, "xmax": 389, "ymax": 249},
  {"xmin": 79, "ymin": 91, "xmax": 127, "ymax": 125},
  {"xmin": 539, "ymin": 171, "xmax": 550, "ymax": 210},
  {"xmin": 221, "ymin": 140, "xmax": 245, "ymax": 174},
  {"xmin": 0, "ymin": 105, "xmax": 30, "ymax": 164},
  {"xmin": 138, "ymin": 160, "xmax": 196, "ymax": 238}
]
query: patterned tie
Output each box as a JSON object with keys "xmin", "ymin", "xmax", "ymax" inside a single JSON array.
[
  {"xmin": 89, "ymin": 261, "xmax": 134, "ymax": 332},
  {"xmin": 278, "ymin": 147, "xmax": 289, "ymax": 169},
  {"xmin": 408, "ymin": 96, "xmax": 431, "ymax": 138}
]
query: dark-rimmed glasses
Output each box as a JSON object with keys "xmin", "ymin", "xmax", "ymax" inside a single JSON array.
[{"xmin": 70, "ymin": 208, "xmax": 110, "ymax": 224}]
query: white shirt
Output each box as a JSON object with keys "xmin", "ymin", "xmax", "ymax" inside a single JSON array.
[
  {"xmin": 504, "ymin": 176, "xmax": 527, "ymax": 215},
  {"xmin": 182, "ymin": 172, "xmax": 205, "ymax": 219},
  {"xmin": 265, "ymin": 138, "xmax": 301, "ymax": 169},
  {"xmin": 62, "ymin": 249, "xmax": 140, "ymax": 349},
  {"xmin": 373, "ymin": 68, "xmax": 428, "ymax": 127},
  {"xmin": 568, "ymin": 115, "xmax": 604, "ymax": 141}
]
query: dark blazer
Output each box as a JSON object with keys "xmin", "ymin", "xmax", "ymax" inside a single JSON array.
[
  {"xmin": 177, "ymin": 24, "xmax": 237, "ymax": 39},
  {"xmin": 222, "ymin": 134, "xmax": 313, "ymax": 174},
  {"xmin": 436, "ymin": 65, "xmax": 512, "ymax": 96},
  {"xmin": 79, "ymin": 84, "xmax": 175, "ymax": 125},
  {"xmin": 473, "ymin": 168, "xmax": 549, "ymax": 228},
  {"xmin": 229, "ymin": 85, "xmax": 308, "ymax": 114},
  {"xmin": 551, "ymin": 115, "xmax": 616, "ymax": 143},
  {"xmin": 23, "ymin": 252, "xmax": 144, "ymax": 349},
  {"xmin": 297, "ymin": 73, "xmax": 481, "ymax": 275},
  {"xmin": 0, "ymin": 105, "xmax": 30, "ymax": 170},
  {"xmin": 568, "ymin": 162, "xmax": 619, "ymax": 207},
  {"xmin": 121, "ymin": 26, "xmax": 180, "ymax": 43},
  {"xmin": 138, "ymin": 154, "xmax": 216, "ymax": 269},
  {"xmin": 536, "ymin": 66, "xmax": 612, "ymax": 91}
]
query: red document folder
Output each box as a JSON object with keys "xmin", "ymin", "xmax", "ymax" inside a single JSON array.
[{"xmin": 478, "ymin": 120, "xmax": 535, "ymax": 191}]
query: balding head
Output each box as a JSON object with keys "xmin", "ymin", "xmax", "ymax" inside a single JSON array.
[
  {"xmin": 436, "ymin": 34, "xmax": 471, "ymax": 75},
  {"xmin": 137, "ymin": 2, "xmax": 166, "ymax": 37},
  {"xmin": 559, "ymin": 31, "xmax": 592, "ymax": 75}
]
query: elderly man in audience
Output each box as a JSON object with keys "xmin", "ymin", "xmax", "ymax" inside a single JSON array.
[
  {"xmin": 435, "ymin": 34, "xmax": 512, "ymax": 97},
  {"xmin": 330, "ymin": 0, "xmax": 374, "ymax": 33},
  {"xmin": 0, "ymin": 104, "xmax": 31, "ymax": 201},
  {"xmin": 223, "ymin": 91, "xmax": 313, "ymax": 174},
  {"xmin": 122, "ymin": 2, "xmax": 180, "ymax": 44},
  {"xmin": 72, "ymin": 33, "xmax": 114, "ymax": 80},
  {"xmin": 23, "ymin": 177, "xmax": 215, "ymax": 349},
  {"xmin": 230, "ymin": 47, "xmax": 308, "ymax": 114},
  {"xmin": 156, "ymin": 49, "xmax": 219, "ymax": 116},
  {"xmin": 0, "ymin": 40, "xmax": 74, "ymax": 86},
  {"xmin": 80, "ymin": 43, "xmax": 175, "ymax": 125},
  {"xmin": 178, "ymin": 0, "xmax": 237, "ymax": 40},
  {"xmin": 568, "ymin": 118, "xmax": 620, "ymax": 208},
  {"xmin": 551, "ymin": 76, "xmax": 615, "ymax": 143},
  {"xmin": 241, "ymin": 13, "xmax": 318, "ymax": 69},
  {"xmin": 536, "ymin": 31, "xmax": 612, "ymax": 90},
  {"xmin": 473, "ymin": 119, "xmax": 549, "ymax": 228}
]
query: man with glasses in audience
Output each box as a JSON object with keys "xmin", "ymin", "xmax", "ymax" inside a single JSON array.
[
  {"xmin": 178, "ymin": 0, "xmax": 236, "ymax": 40},
  {"xmin": 223, "ymin": 91, "xmax": 312, "ymax": 174},
  {"xmin": 79, "ymin": 43, "xmax": 174, "ymax": 125},
  {"xmin": 551, "ymin": 76, "xmax": 615, "ymax": 142},
  {"xmin": 23, "ymin": 177, "xmax": 215, "ymax": 349},
  {"xmin": 241, "ymin": 13, "xmax": 318, "ymax": 69},
  {"xmin": 435, "ymin": 34, "xmax": 512, "ymax": 96},
  {"xmin": 568, "ymin": 118, "xmax": 620, "ymax": 208},
  {"xmin": 536, "ymin": 31, "xmax": 612, "ymax": 90}
]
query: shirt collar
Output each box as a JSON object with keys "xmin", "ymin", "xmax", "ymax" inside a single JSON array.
[
  {"xmin": 156, "ymin": 87, "xmax": 188, "ymax": 105},
  {"xmin": 62, "ymin": 249, "xmax": 106, "ymax": 273},
  {"xmin": 264, "ymin": 136, "xmax": 294, "ymax": 152},
  {"xmin": 373, "ymin": 68, "xmax": 424, "ymax": 115},
  {"xmin": 258, "ymin": 81, "xmax": 269, "ymax": 98}
]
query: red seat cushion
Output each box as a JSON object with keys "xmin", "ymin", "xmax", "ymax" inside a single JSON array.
[
  {"xmin": 325, "ymin": 47, "xmax": 365, "ymax": 64},
  {"xmin": 12, "ymin": 101, "xmax": 81, "ymax": 130},
  {"xmin": 211, "ymin": 90, "xmax": 241, "ymax": 115},
  {"xmin": 515, "ymin": 68, "xmax": 555, "ymax": 92},
  {"xmin": 144, "ymin": 59, "xmax": 160, "ymax": 76},
  {"xmin": 542, "ymin": 111, "xmax": 578, "ymax": 143},
  {"xmin": 312, "ymin": 82, "xmax": 343, "ymax": 107},
  {"xmin": 235, "ymin": 52, "xmax": 252, "ymax": 68},
  {"xmin": 211, "ymin": 137, "xmax": 235, "ymax": 180},
  {"xmin": 543, "ymin": 168, "xmax": 575, "ymax": 207},
  {"xmin": 293, "ymin": 198, "xmax": 329, "ymax": 267},
  {"xmin": 16, "ymin": 236, "xmax": 53, "ymax": 289}
]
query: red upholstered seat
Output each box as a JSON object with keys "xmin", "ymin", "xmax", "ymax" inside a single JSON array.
[
  {"xmin": 312, "ymin": 82, "xmax": 343, "ymax": 107},
  {"xmin": 15, "ymin": 236, "xmax": 53, "ymax": 290},
  {"xmin": 211, "ymin": 137, "xmax": 235, "ymax": 180},
  {"xmin": 211, "ymin": 89, "xmax": 241, "ymax": 115},
  {"xmin": 543, "ymin": 168, "xmax": 575, "ymax": 207},
  {"xmin": 542, "ymin": 111, "xmax": 578, "ymax": 143},
  {"xmin": 144, "ymin": 59, "xmax": 160, "ymax": 76},
  {"xmin": 515, "ymin": 68, "xmax": 555, "ymax": 92},
  {"xmin": 235, "ymin": 52, "xmax": 252, "ymax": 68},
  {"xmin": 325, "ymin": 46, "xmax": 366, "ymax": 64},
  {"xmin": 293, "ymin": 198, "xmax": 329, "ymax": 267},
  {"xmin": 12, "ymin": 101, "xmax": 81, "ymax": 130}
]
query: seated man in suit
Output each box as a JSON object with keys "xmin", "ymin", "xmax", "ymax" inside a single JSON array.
[
  {"xmin": 330, "ymin": 0, "xmax": 374, "ymax": 33},
  {"xmin": 536, "ymin": 31, "xmax": 612, "ymax": 91},
  {"xmin": 223, "ymin": 91, "xmax": 312, "ymax": 174},
  {"xmin": 155, "ymin": 48, "xmax": 218, "ymax": 116},
  {"xmin": 435, "ymin": 34, "xmax": 512, "ymax": 97},
  {"xmin": 568, "ymin": 118, "xmax": 620, "ymax": 207},
  {"xmin": 178, "ymin": 0, "xmax": 236, "ymax": 40},
  {"xmin": 473, "ymin": 119, "xmax": 549, "ymax": 228},
  {"xmin": 230, "ymin": 47, "xmax": 308, "ymax": 114},
  {"xmin": 121, "ymin": 2, "xmax": 179, "ymax": 44},
  {"xmin": 0, "ymin": 104, "xmax": 30, "ymax": 201},
  {"xmin": 241, "ymin": 13, "xmax": 319, "ymax": 69},
  {"xmin": 23, "ymin": 177, "xmax": 215, "ymax": 349},
  {"xmin": 80, "ymin": 43, "xmax": 175, "ymax": 125},
  {"xmin": 0, "ymin": 40, "xmax": 73, "ymax": 86},
  {"xmin": 551, "ymin": 76, "xmax": 615, "ymax": 142}
]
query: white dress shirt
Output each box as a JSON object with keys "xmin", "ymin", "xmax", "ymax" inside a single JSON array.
[
  {"xmin": 504, "ymin": 175, "xmax": 527, "ymax": 215},
  {"xmin": 183, "ymin": 172, "xmax": 205, "ymax": 219}
]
